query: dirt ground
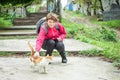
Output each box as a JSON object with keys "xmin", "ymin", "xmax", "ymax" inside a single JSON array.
[{"xmin": 0, "ymin": 56, "xmax": 120, "ymax": 80}]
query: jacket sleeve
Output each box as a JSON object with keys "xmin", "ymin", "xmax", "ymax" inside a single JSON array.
[
  {"xmin": 35, "ymin": 27, "xmax": 46, "ymax": 52},
  {"xmin": 57, "ymin": 23, "xmax": 66, "ymax": 40}
]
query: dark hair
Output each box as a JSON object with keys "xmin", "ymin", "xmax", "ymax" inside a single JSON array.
[{"xmin": 46, "ymin": 13, "xmax": 59, "ymax": 22}]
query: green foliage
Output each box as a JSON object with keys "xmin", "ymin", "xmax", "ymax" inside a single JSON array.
[
  {"xmin": 99, "ymin": 26, "xmax": 117, "ymax": 42},
  {"xmin": 75, "ymin": 0, "xmax": 101, "ymax": 10},
  {"xmin": 79, "ymin": 48, "xmax": 101, "ymax": 56},
  {"xmin": 101, "ymin": 41, "xmax": 120, "ymax": 61},
  {"xmin": 91, "ymin": 18, "xmax": 120, "ymax": 29},
  {"xmin": 0, "ymin": 12, "xmax": 11, "ymax": 18},
  {"xmin": 63, "ymin": 16, "xmax": 118, "ymax": 42},
  {"xmin": 40, "ymin": 52, "xmax": 60, "ymax": 56},
  {"xmin": 113, "ymin": 62, "xmax": 120, "ymax": 69},
  {"xmin": 65, "ymin": 10, "xmax": 86, "ymax": 17},
  {"xmin": 62, "ymin": 18, "xmax": 81, "ymax": 38},
  {"xmin": 76, "ymin": 35, "xmax": 90, "ymax": 43},
  {"xmin": 0, "ymin": 52, "xmax": 14, "ymax": 57},
  {"xmin": 98, "ymin": 20, "xmax": 120, "ymax": 29},
  {"xmin": 26, "ymin": 4, "xmax": 41, "ymax": 13},
  {"xmin": 0, "ymin": 13, "xmax": 13, "ymax": 28},
  {"xmin": 0, "ymin": 0, "xmax": 33, "ymax": 6},
  {"xmin": 0, "ymin": 17, "xmax": 12, "ymax": 28},
  {"xmin": 62, "ymin": 15, "xmax": 120, "ymax": 63}
]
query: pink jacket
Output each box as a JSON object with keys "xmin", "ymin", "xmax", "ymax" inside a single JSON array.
[{"xmin": 35, "ymin": 22, "xmax": 66, "ymax": 51}]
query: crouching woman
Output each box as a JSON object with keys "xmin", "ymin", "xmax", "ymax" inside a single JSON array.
[{"xmin": 34, "ymin": 13, "xmax": 67, "ymax": 63}]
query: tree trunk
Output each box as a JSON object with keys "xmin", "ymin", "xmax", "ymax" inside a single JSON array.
[
  {"xmin": 0, "ymin": 6, "xmax": 1, "ymax": 14},
  {"xmin": 99, "ymin": 0, "xmax": 104, "ymax": 13},
  {"xmin": 57, "ymin": 0, "xmax": 61, "ymax": 22},
  {"xmin": 116, "ymin": 0, "xmax": 120, "ymax": 8},
  {"xmin": 86, "ymin": 2, "xmax": 91, "ymax": 16},
  {"xmin": 24, "ymin": 1, "xmax": 32, "ymax": 16},
  {"xmin": 93, "ymin": 0, "xmax": 97, "ymax": 15}
]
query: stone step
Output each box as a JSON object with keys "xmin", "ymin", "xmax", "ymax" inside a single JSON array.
[
  {"xmin": 13, "ymin": 19, "xmax": 37, "ymax": 25},
  {"xmin": 28, "ymin": 12, "xmax": 48, "ymax": 17},
  {"xmin": 0, "ymin": 39, "xmax": 102, "ymax": 53},
  {"xmin": 0, "ymin": 25, "xmax": 36, "ymax": 30},
  {"xmin": 13, "ymin": 12, "xmax": 47, "ymax": 26},
  {"xmin": 0, "ymin": 30, "xmax": 36, "ymax": 36}
]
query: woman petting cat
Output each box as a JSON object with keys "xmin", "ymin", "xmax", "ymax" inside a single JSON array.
[{"xmin": 34, "ymin": 13, "xmax": 67, "ymax": 63}]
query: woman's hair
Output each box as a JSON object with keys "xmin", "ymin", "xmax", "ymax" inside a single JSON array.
[{"xmin": 46, "ymin": 13, "xmax": 59, "ymax": 22}]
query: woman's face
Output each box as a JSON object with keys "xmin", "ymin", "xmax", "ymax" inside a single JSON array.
[{"xmin": 47, "ymin": 19, "xmax": 56, "ymax": 28}]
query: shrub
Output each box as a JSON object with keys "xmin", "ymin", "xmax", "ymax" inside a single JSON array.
[
  {"xmin": 99, "ymin": 26, "xmax": 117, "ymax": 42},
  {"xmin": 79, "ymin": 48, "xmax": 101, "ymax": 56}
]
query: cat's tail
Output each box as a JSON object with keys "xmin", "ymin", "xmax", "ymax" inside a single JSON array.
[{"xmin": 27, "ymin": 41, "xmax": 34, "ymax": 56}]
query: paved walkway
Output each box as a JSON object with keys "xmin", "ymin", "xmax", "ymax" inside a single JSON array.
[
  {"xmin": 0, "ymin": 57, "xmax": 120, "ymax": 80},
  {"xmin": 0, "ymin": 39, "xmax": 102, "ymax": 52}
]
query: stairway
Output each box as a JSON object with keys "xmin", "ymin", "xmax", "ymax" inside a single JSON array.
[{"xmin": 13, "ymin": 12, "xmax": 48, "ymax": 26}]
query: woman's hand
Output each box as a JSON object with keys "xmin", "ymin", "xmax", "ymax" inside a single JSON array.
[
  {"xmin": 57, "ymin": 38, "xmax": 62, "ymax": 41},
  {"xmin": 34, "ymin": 51, "xmax": 39, "ymax": 58}
]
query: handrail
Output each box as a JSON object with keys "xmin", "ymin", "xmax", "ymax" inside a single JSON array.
[{"xmin": 11, "ymin": 11, "xmax": 16, "ymax": 23}]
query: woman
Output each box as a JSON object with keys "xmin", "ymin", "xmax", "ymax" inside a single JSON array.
[{"xmin": 34, "ymin": 13, "xmax": 67, "ymax": 63}]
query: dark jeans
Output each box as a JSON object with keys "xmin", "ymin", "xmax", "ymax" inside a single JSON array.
[{"xmin": 42, "ymin": 39, "xmax": 65, "ymax": 56}]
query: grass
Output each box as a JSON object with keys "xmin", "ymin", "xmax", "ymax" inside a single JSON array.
[
  {"xmin": 0, "ymin": 17, "xmax": 12, "ymax": 28},
  {"xmin": 98, "ymin": 20, "xmax": 120, "ymax": 29},
  {"xmin": 79, "ymin": 48, "xmax": 102, "ymax": 57},
  {"xmin": 65, "ymin": 10, "xmax": 86, "ymax": 17},
  {"xmin": 89, "ymin": 16, "xmax": 120, "ymax": 29},
  {"xmin": 0, "ymin": 52, "xmax": 15, "ymax": 57},
  {"xmin": 63, "ymin": 18, "xmax": 120, "ymax": 68},
  {"xmin": 0, "ymin": 51, "xmax": 31, "ymax": 57},
  {"xmin": 26, "ymin": 4, "xmax": 41, "ymax": 13},
  {"xmin": 62, "ymin": 11, "xmax": 120, "ymax": 65}
]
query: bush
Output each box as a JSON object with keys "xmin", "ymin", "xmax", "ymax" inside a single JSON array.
[
  {"xmin": 79, "ymin": 48, "xmax": 101, "ymax": 56},
  {"xmin": 100, "ymin": 20, "xmax": 120, "ymax": 29},
  {"xmin": 99, "ymin": 26, "xmax": 118, "ymax": 42}
]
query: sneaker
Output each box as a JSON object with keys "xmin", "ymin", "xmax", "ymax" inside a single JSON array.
[{"xmin": 62, "ymin": 59, "xmax": 67, "ymax": 63}]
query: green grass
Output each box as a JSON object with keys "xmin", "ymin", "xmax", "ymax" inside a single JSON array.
[
  {"xmin": 79, "ymin": 48, "xmax": 102, "ymax": 56},
  {"xmin": 0, "ymin": 17, "xmax": 12, "ymax": 28},
  {"xmin": 65, "ymin": 10, "xmax": 86, "ymax": 17},
  {"xmin": 0, "ymin": 52, "xmax": 14, "ymax": 57},
  {"xmin": 90, "ymin": 40, "xmax": 120, "ymax": 61},
  {"xmin": 62, "ymin": 13, "xmax": 120, "ymax": 64},
  {"xmin": 90, "ymin": 16, "xmax": 120, "ymax": 29},
  {"xmin": 98, "ymin": 20, "xmax": 120, "ymax": 29},
  {"xmin": 26, "ymin": 4, "xmax": 41, "ymax": 13}
]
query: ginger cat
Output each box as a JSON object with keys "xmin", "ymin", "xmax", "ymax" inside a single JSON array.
[{"xmin": 27, "ymin": 41, "xmax": 52, "ymax": 73}]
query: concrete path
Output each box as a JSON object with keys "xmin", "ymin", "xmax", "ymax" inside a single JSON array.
[
  {"xmin": 0, "ymin": 39, "xmax": 102, "ymax": 52},
  {"xmin": 0, "ymin": 57, "xmax": 120, "ymax": 80}
]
